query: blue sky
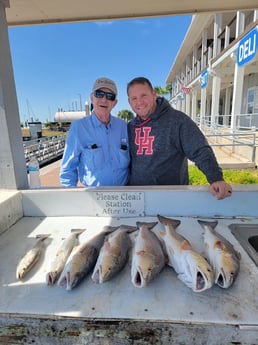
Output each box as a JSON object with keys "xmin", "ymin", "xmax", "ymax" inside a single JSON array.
[{"xmin": 8, "ymin": 16, "xmax": 191, "ymax": 123}]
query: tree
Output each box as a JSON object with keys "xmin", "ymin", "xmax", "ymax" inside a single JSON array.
[
  {"xmin": 117, "ymin": 109, "xmax": 135, "ymax": 123},
  {"xmin": 154, "ymin": 84, "xmax": 172, "ymax": 97}
]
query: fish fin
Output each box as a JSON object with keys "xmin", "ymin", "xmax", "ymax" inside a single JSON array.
[
  {"xmin": 103, "ymin": 225, "xmax": 120, "ymax": 234},
  {"xmin": 180, "ymin": 239, "xmax": 191, "ymax": 250},
  {"xmin": 157, "ymin": 215, "xmax": 181, "ymax": 229},
  {"xmin": 119, "ymin": 225, "xmax": 138, "ymax": 233},
  {"xmin": 136, "ymin": 221, "xmax": 158, "ymax": 230},
  {"xmin": 35, "ymin": 234, "xmax": 51, "ymax": 240},
  {"xmin": 177, "ymin": 273, "xmax": 193, "ymax": 289},
  {"xmin": 70, "ymin": 228, "xmax": 86, "ymax": 236},
  {"xmin": 197, "ymin": 219, "xmax": 218, "ymax": 229}
]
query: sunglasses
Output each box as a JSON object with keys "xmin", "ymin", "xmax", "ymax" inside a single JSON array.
[{"xmin": 94, "ymin": 90, "xmax": 116, "ymax": 101}]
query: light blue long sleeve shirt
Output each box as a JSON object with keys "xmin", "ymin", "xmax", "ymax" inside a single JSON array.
[{"xmin": 60, "ymin": 113, "xmax": 130, "ymax": 187}]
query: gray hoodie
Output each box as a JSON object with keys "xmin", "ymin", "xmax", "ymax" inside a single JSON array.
[{"xmin": 128, "ymin": 97, "xmax": 223, "ymax": 186}]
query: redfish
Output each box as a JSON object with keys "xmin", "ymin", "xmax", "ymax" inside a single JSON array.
[
  {"xmin": 197, "ymin": 219, "xmax": 241, "ymax": 289},
  {"xmin": 58, "ymin": 226, "xmax": 118, "ymax": 290},
  {"xmin": 16, "ymin": 234, "xmax": 50, "ymax": 280},
  {"xmin": 157, "ymin": 215, "xmax": 214, "ymax": 292},
  {"xmin": 46, "ymin": 228, "xmax": 85, "ymax": 285},
  {"xmin": 131, "ymin": 221, "xmax": 165, "ymax": 288},
  {"xmin": 92, "ymin": 225, "xmax": 137, "ymax": 284}
]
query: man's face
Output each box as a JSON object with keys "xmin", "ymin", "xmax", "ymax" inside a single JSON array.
[
  {"xmin": 91, "ymin": 88, "xmax": 117, "ymax": 118},
  {"xmin": 128, "ymin": 83, "xmax": 157, "ymax": 120}
]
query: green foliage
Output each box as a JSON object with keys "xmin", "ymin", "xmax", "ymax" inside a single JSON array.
[
  {"xmin": 117, "ymin": 109, "xmax": 135, "ymax": 122},
  {"xmin": 188, "ymin": 166, "xmax": 208, "ymax": 185},
  {"xmin": 223, "ymin": 169, "xmax": 258, "ymax": 184},
  {"xmin": 189, "ymin": 165, "xmax": 258, "ymax": 185},
  {"xmin": 154, "ymin": 85, "xmax": 172, "ymax": 96}
]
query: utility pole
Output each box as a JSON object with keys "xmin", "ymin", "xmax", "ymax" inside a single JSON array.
[{"xmin": 78, "ymin": 93, "xmax": 82, "ymax": 111}]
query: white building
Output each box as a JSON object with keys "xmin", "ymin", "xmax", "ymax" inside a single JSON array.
[{"xmin": 166, "ymin": 10, "xmax": 258, "ymax": 131}]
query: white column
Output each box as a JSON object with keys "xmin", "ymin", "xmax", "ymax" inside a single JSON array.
[
  {"xmin": 224, "ymin": 26, "xmax": 230, "ymax": 48},
  {"xmin": 181, "ymin": 96, "xmax": 186, "ymax": 113},
  {"xmin": 192, "ymin": 45, "xmax": 197, "ymax": 78},
  {"xmin": 231, "ymin": 63, "xmax": 245, "ymax": 131},
  {"xmin": 211, "ymin": 74, "xmax": 221, "ymax": 126},
  {"xmin": 224, "ymin": 86, "xmax": 232, "ymax": 126},
  {"xmin": 200, "ymin": 88, "xmax": 207, "ymax": 129},
  {"xmin": 213, "ymin": 14, "xmax": 222, "ymax": 57},
  {"xmin": 185, "ymin": 94, "xmax": 190, "ymax": 116},
  {"xmin": 0, "ymin": 1, "xmax": 28, "ymax": 189},
  {"xmin": 201, "ymin": 29, "xmax": 207, "ymax": 70},
  {"xmin": 231, "ymin": 11, "xmax": 246, "ymax": 132},
  {"xmin": 236, "ymin": 11, "xmax": 245, "ymax": 37},
  {"xmin": 191, "ymin": 89, "xmax": 197, "ymax": 123}
]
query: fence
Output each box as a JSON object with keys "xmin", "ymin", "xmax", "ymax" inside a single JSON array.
[
  {"xmin": 23, "ymin": 135, "xmax": 66, "ymax": 167},
  {"xmin": 201, "ymin": 122, "xmax": 257, "ymax": 164}
]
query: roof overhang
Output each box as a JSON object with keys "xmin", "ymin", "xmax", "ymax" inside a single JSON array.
[{"xmin": 5, "ymin": 0, "xmax": 258, "ymax": 27}]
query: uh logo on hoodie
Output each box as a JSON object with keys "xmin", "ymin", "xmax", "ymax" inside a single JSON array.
[{"xmin": 134, "ymin": 127, "xmax": 154, "ymax": 155}]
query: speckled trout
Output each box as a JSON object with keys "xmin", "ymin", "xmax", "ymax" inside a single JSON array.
[
  {"xmin": 57, "ymin": 226, "xmax": 118, "ymax": 290},
  {"xmin": 157, "ymin": 215, "xmax": 214, "ymax": 292},
  {"xmin": 16, "ymin": 234, "xmax": 50, "ymax": 280},
  {"xmin": 46, "ymin": 228, "xmax": 86, "ymax": 285},
  {"xmin": 131, "ymin": 221, "xmax": 166, "ymax": 288},
  {"xmin": 92, "ymin": 225, "xmax": 137, "ymax": 284},
  {"xmin": 198, "ymin": 220, "xmax": 241, "ymax": 289}
]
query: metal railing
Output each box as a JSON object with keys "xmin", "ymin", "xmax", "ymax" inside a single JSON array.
[
  {"xmin": 23, "ymin": 135, "xmax": 66, "ymax": 167},
  {"xmin": 200, "ymin": 118, "xmax": 257, "ymax": 164}
]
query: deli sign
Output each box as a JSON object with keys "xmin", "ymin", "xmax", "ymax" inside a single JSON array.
[{"xmin": 237, "ymin": 26, "xmax": 257, "ymax": 67}]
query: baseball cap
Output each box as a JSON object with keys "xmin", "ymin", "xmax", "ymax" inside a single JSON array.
[{"xmin": 92, "ymin": 77, "xmax": 117, "ymax": 95}]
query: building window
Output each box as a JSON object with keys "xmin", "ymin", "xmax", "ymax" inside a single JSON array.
[{"xmin": 247, "ymin": 87, "xmax": 255, "ymax": 114}]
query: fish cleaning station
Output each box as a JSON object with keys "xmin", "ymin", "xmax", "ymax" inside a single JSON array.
[{"xmin": 1, "ymin": 1, "xmax": 258, "ymax": 345}]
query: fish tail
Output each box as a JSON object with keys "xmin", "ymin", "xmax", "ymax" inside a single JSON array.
[
  {"xmin": 197, "ymin": 219, "xmax": 218, "ymax": 229},
  {"xmin": 119, "ymin": 225, "xmax": 138, "ymax": 233},
  {"xmin": 35, "ymin": 234, "xmax": 51, "ymax": 241},
  {"xmin": 136, "ymin": 221, "xmax": 158, "ymax": 230},
  {"xmin": 103, "ymin": 225, "xmax": 120, "ymax": 234},
  {"xmin": 70, "ymin": 228, "xmax": 86, "ymax": 237},
  {"xmin": 157, "ymin": 215, "xmax": 181, "ymax": 229}
]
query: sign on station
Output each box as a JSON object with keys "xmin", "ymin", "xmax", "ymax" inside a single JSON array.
[{"xmin": 237, "ymin": 26, "xmax": 257, "ymax": 67}]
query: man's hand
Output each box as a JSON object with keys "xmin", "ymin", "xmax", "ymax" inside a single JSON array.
[{"xmin": 209, "ymin": 181, "xmax": 232, "ymax": 200}]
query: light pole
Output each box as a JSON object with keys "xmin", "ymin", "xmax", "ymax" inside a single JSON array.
[{"xmin": 78, "ymin": 93, "xmax": 82, "ymax": 111}]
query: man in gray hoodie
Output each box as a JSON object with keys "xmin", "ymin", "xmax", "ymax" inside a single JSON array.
[{"xmin": 127, "ymin": 77, "xmax": 232, "ymax": 200}]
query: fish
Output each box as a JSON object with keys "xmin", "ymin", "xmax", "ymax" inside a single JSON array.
[
  {"xmin": 157, "ymin": 215, "xmax": 214, "ymax": 292},
  {"xmin": 131, "ymin": 221, "xmax": 166, "ymax": 288},
  {"xmin": 197, "ymin": 219, "xmax": 241, "ymax": 289},
  {"xmin": 46, "ymin": 228, "xmax": 85, "ymax": 285},
  {"xmin": 57, "ymin": 226, "xmax": 118, "ymax": 290},
  {"xmin": 92, "ymin": 225, "xmax": 137, "ymax": 284},
  {"xmin": 16, "ymin": 234, "xmax": 50, "ymax": 280}
]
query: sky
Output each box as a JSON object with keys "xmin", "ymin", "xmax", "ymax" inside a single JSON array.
[{"xmin": 8, "ymin": 15, "xmax": 192, "ymax": 124}]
